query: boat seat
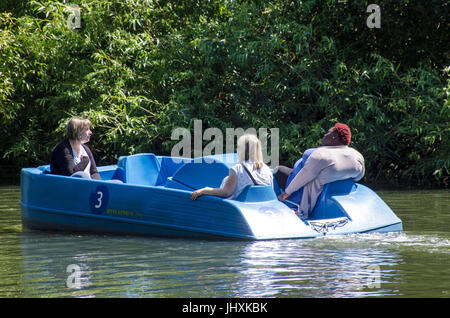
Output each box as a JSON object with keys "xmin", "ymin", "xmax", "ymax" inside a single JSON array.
[
  {"xmin": 234, "ymin": 185, "xmax": 277, "ymax": 202},
  {"xmin": 308, "ymin": 178, "xmax": 356, "ymax": 220},
  {"xmin": 117, "ymin": 153, "xmax": 162, "ymax": 186},
  {"xmin": 171, "ymin": 160, "xmax": 230, "ymax": 190}
]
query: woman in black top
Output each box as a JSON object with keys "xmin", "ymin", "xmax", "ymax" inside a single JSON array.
[{"xmin": 50, "ymin": 117, "xmax": 101, "ymax": 180}]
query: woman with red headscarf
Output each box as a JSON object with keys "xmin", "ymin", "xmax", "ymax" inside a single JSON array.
[{"xmin": 277, "ymin": 123, "xmax": 365, "ymax": 219}]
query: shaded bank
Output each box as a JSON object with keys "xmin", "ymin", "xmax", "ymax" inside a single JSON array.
[{"xmin": 0, "ymin": 1, "xmax": 448, "ymax": 188}]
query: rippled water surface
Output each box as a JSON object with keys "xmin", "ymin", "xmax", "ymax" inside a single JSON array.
[{"xmin": 0, "ymin": 186, "xmax": 449, "ymax": 297}]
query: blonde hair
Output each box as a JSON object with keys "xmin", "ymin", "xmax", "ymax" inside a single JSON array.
[
  {"xmin": 66, "ymin": 117, "xmax": 92, "ymax": 141},
  {"xmin": 237, "ymin": 134, "xmax": 264, "ymax": 170}
]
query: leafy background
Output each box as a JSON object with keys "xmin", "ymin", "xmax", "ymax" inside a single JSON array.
[{"xmin": 0, "ymin": 0, "xmax": 448, "ymax": 188}]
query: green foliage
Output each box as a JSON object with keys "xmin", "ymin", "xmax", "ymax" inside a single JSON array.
[{"xmin": 0, "ymin": 0, "xmax": 448, "ymax": 187}]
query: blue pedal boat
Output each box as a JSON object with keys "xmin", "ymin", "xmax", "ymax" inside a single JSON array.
[{"xmin": 20, "ymin": 153, "xmax": 402, "ymax": 240}]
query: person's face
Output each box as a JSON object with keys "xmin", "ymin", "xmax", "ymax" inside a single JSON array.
[
  {"xmin": 321, "ymin": 127, "xmax": 339, "ymax": 146},
  {"xmin": 80, "ymin": 127, "xmax": 92, "ymax": 144}
]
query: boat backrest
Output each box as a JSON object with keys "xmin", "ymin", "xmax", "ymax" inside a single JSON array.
[
  {"xmin": 309, "ymin": 178, "xmax": 356, "ymax": 219},
  {"xmin": 118, "ymin": 153, "xmax": 162, "ymax": 186},
  {"xmin": 171, "ymin": 160, "xmax": 230, "ymax": 190},
  {"xmin": 157, "ymin": 156, "xmax": 189, "ymax": 182}
]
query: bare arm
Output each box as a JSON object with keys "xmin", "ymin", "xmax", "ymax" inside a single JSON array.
[{"xmin": 191, "ymin": 169, "xmax": 238, "ymax": 200}]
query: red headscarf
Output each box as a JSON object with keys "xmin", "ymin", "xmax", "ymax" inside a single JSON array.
[{"xmin": 334, "ymin": 123, "xmax": 351, "ymax": 145}]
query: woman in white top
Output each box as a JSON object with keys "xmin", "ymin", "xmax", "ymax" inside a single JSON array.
[{"xmin": 191, "ymin": 134, "xmax": 273, "ymax": 200}]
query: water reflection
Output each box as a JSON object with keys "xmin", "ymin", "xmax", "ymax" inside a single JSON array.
[
  {"xmin": 19, "ymin": 233, "xmax": 241, "ymax": 297},
  {"xmin": 235, "ymin": 236, "xmax": 405, "ymax": 297},
  {"xmin": 18, "ymin": 231, "xmax": 430, "ymax": 298},
  {"xmin": 2, "ymin": 187, "xmax": 449, "ymax": 297}
]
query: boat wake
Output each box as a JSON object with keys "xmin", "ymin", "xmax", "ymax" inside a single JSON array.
[{"xmin": 312, "ymin": 231, "xmax": 450, "ymax": 254}]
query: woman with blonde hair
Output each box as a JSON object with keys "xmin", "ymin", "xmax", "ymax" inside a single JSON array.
[
  {"xmin": 191, "ymin": 134, "xmax": 273, "ymax": 200},
  {"xmin": 50, "ymin": 116, "xmax": 101, "ymax": 180}
]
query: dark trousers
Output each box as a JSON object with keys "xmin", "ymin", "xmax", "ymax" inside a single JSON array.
[{"xmin": 273, "ymin": 165, "xmax": 292, "ymax": 190}]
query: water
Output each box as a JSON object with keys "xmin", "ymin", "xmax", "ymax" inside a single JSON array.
[{"xmin": 0, "ymin": 186, "xmax": 449, "ymax": 298}]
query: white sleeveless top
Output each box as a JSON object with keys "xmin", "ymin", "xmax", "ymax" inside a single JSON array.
[
  {"xmin": 72, "ymin": 145, "xmax": 91, "ymax": 174},
  {"xmin": 227, "ymin": 161, "xmax": 273, "ymax": 199}
]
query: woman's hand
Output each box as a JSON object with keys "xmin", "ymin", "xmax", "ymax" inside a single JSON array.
[
  {"xmin": 191, "ymin": 188, "xmax": 204, "ymax": 200},
  {"xmin": 278, "ymin": 192, "xmax": 290, "ymax": 202}
]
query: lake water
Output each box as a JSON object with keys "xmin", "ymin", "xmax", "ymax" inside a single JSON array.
[{"xmin": 0, "ymin": 186, "xmax": 448, "ymax": 298}]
